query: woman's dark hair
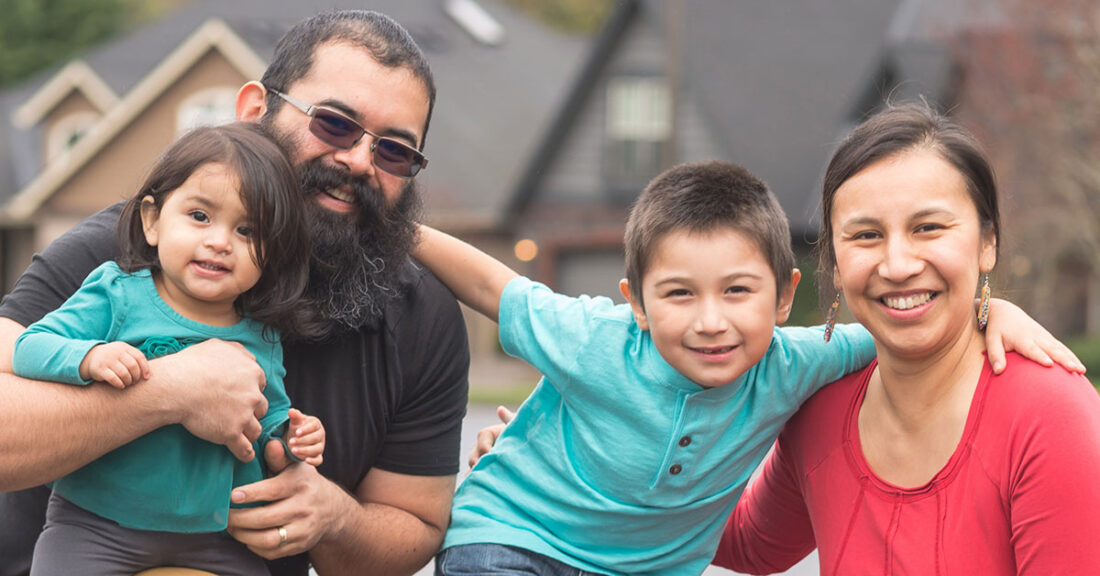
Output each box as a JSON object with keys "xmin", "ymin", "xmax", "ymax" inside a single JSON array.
[
  {"xmin": 118, "ymin": 122, "xmax": 313, "ymax": 337},
  {"xmin": 817, "ymin": 101, "xmax": 1000, "ymax": 306}
]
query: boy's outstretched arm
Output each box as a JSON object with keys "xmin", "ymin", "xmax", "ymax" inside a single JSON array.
[{"xmin": 413, "ymin": 225, "xmax": 518, "ymax": 322}]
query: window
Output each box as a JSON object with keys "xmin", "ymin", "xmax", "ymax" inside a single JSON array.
[
  {"xmin": 176, "ymin": 88, "xmax": 237, "ymax": 135},
  {"xmin": 46, "ymin": 112, "xmax": 99, "ymax": 161},
  {"xmin": 605, "ymin": 76, "xmax": 671, "ymax": 192}
]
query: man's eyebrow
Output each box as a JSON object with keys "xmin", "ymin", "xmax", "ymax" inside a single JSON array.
[{"xmin": 316, "ymin": 98, "xmax": 420, "ymax": 147}]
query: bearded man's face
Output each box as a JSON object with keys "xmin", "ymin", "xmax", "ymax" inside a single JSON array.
[{"xmin": 293, "ymin": 158, "xmax": 422, "ymax": 333}]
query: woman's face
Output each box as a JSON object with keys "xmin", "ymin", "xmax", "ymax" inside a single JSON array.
[{"xmin": 830, "ymin": 147, "xmax": 997, "ymax": 362}]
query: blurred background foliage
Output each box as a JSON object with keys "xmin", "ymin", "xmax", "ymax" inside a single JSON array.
[
  {"xmin": 501, "ymin": 0, "xmax": 616, "ymax": 35},
  {"xmin": 0, "ymin": 0, "xmax": 185, "ymax": 88}
]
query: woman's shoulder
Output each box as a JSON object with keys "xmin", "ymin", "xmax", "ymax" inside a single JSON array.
[
  {"xmin": 989, "ymin": 352, "xmax": 1097, "ymax": 410},
  {"xmin": 982, "ymin": 352, "xmax": 1100, "ymax": 450}
]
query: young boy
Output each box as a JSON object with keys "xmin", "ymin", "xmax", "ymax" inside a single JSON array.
[{"xmin": 415, "ymin": 161, "xmax": 1056, "ymax": 576}]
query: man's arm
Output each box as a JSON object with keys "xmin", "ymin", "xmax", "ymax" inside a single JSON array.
[
  {"xmin": 412, "ymin": 225, "xmax": 517, "ymax": 321},
  {"xmin": 0, "ymin": 317, "xmax": 269, "ymax": 490},
  {"xmin": 227, "ymin": 461, "xmax": 454, "ymax": 575}
]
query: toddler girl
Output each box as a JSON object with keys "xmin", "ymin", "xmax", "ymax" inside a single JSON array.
[{"xmin": 13, "ymin": 122, "xmax": 322, "ymax": 575}]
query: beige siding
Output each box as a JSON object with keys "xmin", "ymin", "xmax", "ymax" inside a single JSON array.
[{"xmin": 39, "ymin": 50, "xmax": 248, "ymax": 238}]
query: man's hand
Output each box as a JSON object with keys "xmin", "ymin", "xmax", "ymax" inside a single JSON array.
[
  {"xmin": 156, "ymin": 339, "xmax": 268, "ymax": 462},
  {"xmin": 468, "ymin": 405, "xmax": 515, "ymax": 468},
  {"xmin": 228, "ymin": 459, "xmax": 455, "ymax": 573},
  {"xmin": 227, "ymin": 462, "xmax": 335, "ymax": 558}
]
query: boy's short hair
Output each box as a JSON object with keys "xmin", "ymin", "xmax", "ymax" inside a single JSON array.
[{"xmin": 623, "ymin": 161, "xmax": 795, "ymax": 307}]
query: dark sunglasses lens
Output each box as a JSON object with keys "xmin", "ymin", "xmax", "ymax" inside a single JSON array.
[
  {"xmin": 310, "ymin": 110, "xmax": 362, "ymax": 149},
  {"xmin": 375, "ymin": 139, "xmax": 423, "ymax": 177}
]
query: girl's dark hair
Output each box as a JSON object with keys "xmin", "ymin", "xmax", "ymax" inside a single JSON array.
[
  {"xmin": 817, "ymin": 101, "xmax": 1000, "ymax": 307},
  {"xmin": 118, "ymin": 122, "xmax": 313, "ymax": 337}
]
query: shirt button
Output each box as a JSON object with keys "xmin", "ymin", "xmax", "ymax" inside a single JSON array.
[
  {"xmin": 679, "ymin": 436, "xmax": 692, "ymax": 447},
  {"xmin": 669, "ymin": 464, "xmax": 682, "ymax": 475}
]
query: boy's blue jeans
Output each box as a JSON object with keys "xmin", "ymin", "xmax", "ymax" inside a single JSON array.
[{"xmin": 435, "ymin": 543, "xmax": 605, "ymax": 576}]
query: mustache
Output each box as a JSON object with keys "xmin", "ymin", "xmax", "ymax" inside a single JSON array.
[{"xmin": 297, "ymin": 160, "xmax": 386, "ymax": 215}]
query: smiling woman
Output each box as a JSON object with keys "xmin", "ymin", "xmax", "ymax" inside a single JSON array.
[{"xmin": 715, "ymin": 101, "xmax": 1100, "ymax": 575}]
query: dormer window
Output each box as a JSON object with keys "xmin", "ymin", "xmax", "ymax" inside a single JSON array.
[
  {"xmin": 604, "ymin": 75, "xmax": 671, "ymax": 195},
  {"xmin": 46, "ymin": 112, "xmax": 99, "ymax": 162},
  {"xmin": 176, "ymin": 87, "xmax": 237, "ymax": 135}
]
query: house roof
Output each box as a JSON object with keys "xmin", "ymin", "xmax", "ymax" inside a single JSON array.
[
  {"xmin": 0, "ymin": 0, "xmax": 594, "ymax": 228},
  {"xmin": 3, "ymin": 17, "xmax": 266, "ymax": 222},
  {"xmin": 677, "ymin": 0, "xmax": 908, "ymax": 234}
]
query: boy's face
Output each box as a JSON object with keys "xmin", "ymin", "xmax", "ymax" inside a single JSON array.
[{"xmin": 620, "ymin": 228, "xmax": 799, "ymax": 388}]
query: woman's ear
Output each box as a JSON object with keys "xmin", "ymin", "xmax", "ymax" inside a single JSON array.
[
  {"xmin": 236, "ymin": 81, "xmax": 268, "ymax": 123},
  {"xmin": 140, "ymin": 196, "xmax": 160, "ymax": 247},
  {"xmin": 619, "ymin": 278, "xmax": 649, "ymax": 330},
  {"xmin": 979, "ymin": 229, "xmax": 998, "ymax": 274}
]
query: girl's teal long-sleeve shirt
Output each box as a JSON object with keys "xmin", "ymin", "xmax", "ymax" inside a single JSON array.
[{"xmin": 13, "ymin": 261, "xmax": 291, "ymax": 532}]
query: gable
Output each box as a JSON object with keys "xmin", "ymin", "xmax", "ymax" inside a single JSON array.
[
  {"xmin": 45, "ymin": 49, "xmax": 249, "ymax": 218},
  {"xmin": 2, "ymin": 17, "xmax": 265, "ymax": 224}
]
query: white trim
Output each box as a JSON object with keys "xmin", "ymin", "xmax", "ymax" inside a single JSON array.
[
  {"xmin": 3, "ymin": 18, "xmax": 268, "ymax": 222},
  {"xmin": 12, "ymin": 60, "xmax": 118, "ymax": 129}
]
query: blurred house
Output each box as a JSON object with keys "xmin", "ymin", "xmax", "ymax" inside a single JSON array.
[{"xmin": 1, "ymin": 0, "xmax": 1092, "ymax": 379}]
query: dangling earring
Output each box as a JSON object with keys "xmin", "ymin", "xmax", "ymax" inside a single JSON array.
[
  {"xmin": 977, "ymin": 273, "xmax": 991, "ymax": 331},
  {"xmin": 823, "ymin": 291, "xmax": 842, "ymax": 343}
]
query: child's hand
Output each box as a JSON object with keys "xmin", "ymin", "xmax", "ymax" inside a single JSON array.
[
  {"xmin": 985, "ymin": 298, "xmax": 1086, "ymax": 374},
  {"xmin": 468, "ymin": 405, "xmax": 515, "ymax": 468},
  {"xmin": 79, "ymin": 342, "xmax": 150, "ymax": 389},
  {"xmin": 286, "ymin": 408, "xmax": 325, "ymax": 466}
]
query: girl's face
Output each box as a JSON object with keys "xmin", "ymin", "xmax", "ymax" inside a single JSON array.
[
  {"xmin": 830, "ymin": 148, "xmax": 997, "ymax": 363},
  {"xmin": 141, "ymin": 162, "xmax": 262, "ymax": 325}
]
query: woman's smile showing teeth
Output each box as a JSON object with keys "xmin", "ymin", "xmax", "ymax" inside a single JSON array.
[{"xmin": 882, "ymin": 292, "xmax": 935, "ymax": 311}]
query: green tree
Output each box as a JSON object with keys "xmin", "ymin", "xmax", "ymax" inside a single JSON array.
[
  {"xmin": 0, "ymin": 0, "xmax": 176, "ymax": 87},
  {"xmin": 502, "ymin": 0, "xmax": 616, "ymax": 35}
]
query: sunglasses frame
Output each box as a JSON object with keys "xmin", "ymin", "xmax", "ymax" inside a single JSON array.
[{"xmin": 268, "ymin": 88, "xmax": 428, "ymax": 178}]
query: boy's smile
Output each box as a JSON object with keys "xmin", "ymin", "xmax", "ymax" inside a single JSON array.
[{"xmin": 621, "ymin": 228, "xmax": 799, "ymax": 388}]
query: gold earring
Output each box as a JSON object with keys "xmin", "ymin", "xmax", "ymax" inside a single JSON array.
[
  {"xmin": 977, "ymin": 273, "xmax": 991, "ymax": 331},
  {"xmin": 824, "ymin": 291, "xmax": 842, "ymax": 343}
]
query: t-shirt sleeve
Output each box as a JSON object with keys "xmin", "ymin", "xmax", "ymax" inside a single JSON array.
[
  {"xmin": 0, "ymin": 202, "xmax": 123, "ymax": 328},
  {"xmin": 257, "ymin": 336, "xmax": 290, "ymax": 437},
  {"xmin": 11, "ymin": 262, "xmax": 124, "ymax": 385},
  {"xmin": 714, "ymin": 425, "xmax": 817, "ymax": 573},
  {"xmin": 1001, "ymin": 362, "xmax": 1100, "ymax": 573},
  {"xmin": 255, "ymin": 337, "xmax": 298, "ymax": 469},
  {"xmin": 374, "ymin": 267, "xmax": 470, "ymax": 476},
  {"xmin": 764, "ymin": 322, "xmax": 875, "ymax": 402},
  {"xmin": 497, "ymin": 276, "xmax": 606, "ymax": 393}
]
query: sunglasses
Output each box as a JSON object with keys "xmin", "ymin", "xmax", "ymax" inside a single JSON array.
[{"xmin": 269, "ymin": 89, "xmax": 428, "ymax": 178}]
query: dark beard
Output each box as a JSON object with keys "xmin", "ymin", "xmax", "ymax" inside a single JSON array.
[{"xmin": 296, "ymin": 159, "xmax": 422, "ymax": 339}]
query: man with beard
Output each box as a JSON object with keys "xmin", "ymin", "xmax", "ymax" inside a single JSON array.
[{"xmin": 0, "ymin": 10, "xmax": 468, "ymax": 576}]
